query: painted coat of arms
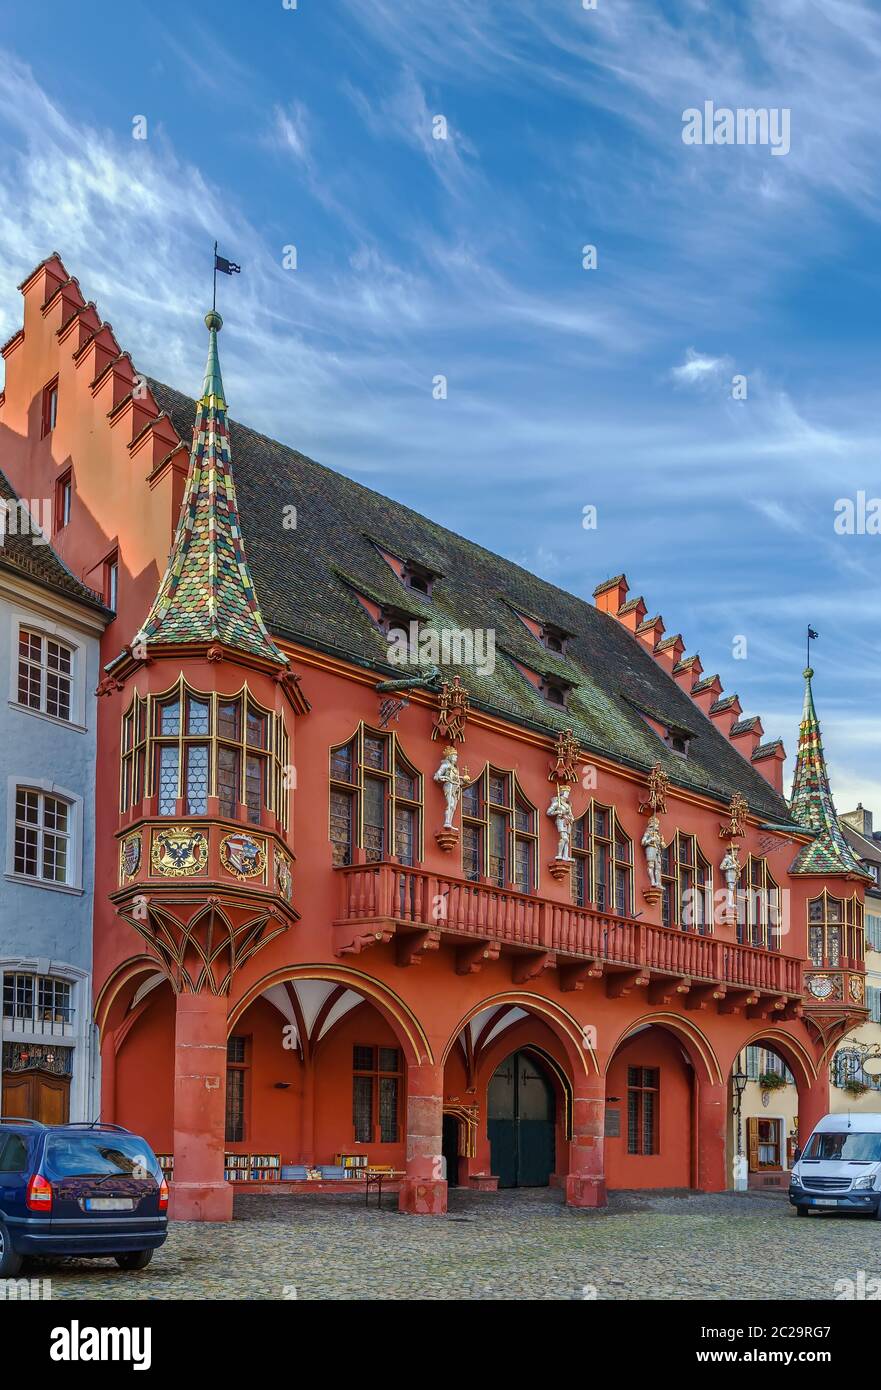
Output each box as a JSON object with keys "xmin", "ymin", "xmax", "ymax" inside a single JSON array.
[
  {"xmin": 120, "ymin": 833, "xmax": 142, "ymax": 882},
  {"xmin": 151, "ymin": 827, "xmax": 208, "ymax": 877},
  {"xmin": 220, "ymin": 832, "xmax": 266, "ymax": 881},
  {"xmin": 276, "ymin": 851, "xmax": 293, "ymax": 903}
]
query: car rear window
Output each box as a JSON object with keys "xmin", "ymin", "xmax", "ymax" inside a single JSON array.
[
  {"xmin": 44, "ymin": 1133, "xmax": 161, "ymax": 1181},
  {"xmin": 0, "ymin": 1134, "xmax": 28, "ymax": 1172}
]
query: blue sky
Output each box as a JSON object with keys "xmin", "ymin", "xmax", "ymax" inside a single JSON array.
[{"xmin": 0, "ymin": 0, "xmax": 879, "ymax": 810}]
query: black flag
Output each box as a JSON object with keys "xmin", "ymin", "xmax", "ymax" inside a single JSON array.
[
  {"xmin": 808, "ymin": 627, "xmax": 818, "ymax": 640},
  {"xmin": 214, "ymin": 254, "xmax": 241, "ymax": 276}
]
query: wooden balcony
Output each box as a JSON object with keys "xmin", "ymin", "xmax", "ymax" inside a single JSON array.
[{"xmin": 333, "ymin": 863, "xmax": 803, "ymax": 1011}]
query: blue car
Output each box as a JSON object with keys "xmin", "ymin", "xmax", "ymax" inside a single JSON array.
[{"xmin": 0, "ymin": 1118, "xmax": 168, "ymax": 1275}]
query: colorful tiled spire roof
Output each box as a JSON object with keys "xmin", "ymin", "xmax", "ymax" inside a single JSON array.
[
  {"xmin": 135, "ymin": 311, "xmax": 287, "ymax": 666},
  {"xmin": 788, "ymin": 667, "xmax": 865, "ymax": 876}
]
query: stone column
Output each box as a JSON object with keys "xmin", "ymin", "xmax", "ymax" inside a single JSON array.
[
  {"xmin": 797, "ymin": 1069, "xmax": 830, "ymax": 1150},
  {"xmin": 169, "ymin": 992, "xmax": 233, "ymax": 1221},
  {"xmin": 566, "ymin": 1076, "xmax": 607, "ymax": 1208},
  {"xmin": 398, "ymin": 1061, "xmax": 447, "ymax": 1215},
  {"xmin": 696, "ymin": 1080, "xmax": 728, "ymax": 1192}
]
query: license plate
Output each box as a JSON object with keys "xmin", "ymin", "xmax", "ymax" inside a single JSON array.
[
  {"xmin": 810, "ymin": 1198, "xmax": 839, "ymax": 1206},
  {"xmin": 85, "ymin": 1197, "xmax": 134, "ymax": 1211}
]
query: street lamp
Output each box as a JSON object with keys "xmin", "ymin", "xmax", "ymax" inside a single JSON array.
[{"xmin": 732, "ymin": 1061, "xmax": 749, "ymax": 1192}]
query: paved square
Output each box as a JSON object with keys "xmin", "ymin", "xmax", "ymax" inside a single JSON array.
[{"xmin": 19, "ymin": 1189, "xmax": 881, "ymax": 1300}]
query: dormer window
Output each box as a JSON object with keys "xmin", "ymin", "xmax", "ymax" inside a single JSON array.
[
  {"xmin": 378, "ymin": 605, "xmax": 420, "ymax": 639},
  {"xmin": 666, "ymin": 731, "xmax": 691, "ymax": 758},
  {"xmin": 539, "ymin": 622, "xmax": 569, "ymax": 655},
  {"xmin": 540, "ymin": 677, "xmax": 569, "ymax": 708},
  {"xmin": 402, "ymin": 561, "xmax": 435, "ymax": 598}
]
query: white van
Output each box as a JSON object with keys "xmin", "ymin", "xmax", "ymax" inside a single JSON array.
[{"xmin": 789, "ymin": 1112, "xmax": 881, "ymax": 1217}]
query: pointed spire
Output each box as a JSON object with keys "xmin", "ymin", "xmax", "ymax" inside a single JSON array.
[
  {"xmin": 788, "ymin": 666, "xmax": 865, "ymax": 876},
  {"xmin": 135, "ymin": 312, "xmax": 287, "ymax": 666}
]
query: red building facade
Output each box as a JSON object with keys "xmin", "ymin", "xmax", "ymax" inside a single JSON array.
[{"xmin": 0, "ymin": 254, "xmax": 870, "ymax": 1219}]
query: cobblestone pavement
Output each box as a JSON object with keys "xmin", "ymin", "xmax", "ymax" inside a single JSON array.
[{"xmin": 18, "ymin": 1188, "xmax": 881, "ymax": 1300}]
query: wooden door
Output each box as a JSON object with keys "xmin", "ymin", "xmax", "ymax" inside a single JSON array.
[{"xmin": 2, "ymin": 1071, "xmax": 70, "ymax": 1124}]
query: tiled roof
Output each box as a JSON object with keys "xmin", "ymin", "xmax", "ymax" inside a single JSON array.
[
  {"xmin": 145, "ymin": 375, "xmax": 799, "ymax": 823},
  {"xmin": 136, "ymin": 315, "xmax": 287, "ymax": 667},
  {"xmin": 0, "ymin": 468, "xmax": 108, "ymax": 613},
  {"xmin": 788, "ymin": 669, "xmax": 868, "ymax": 877}
]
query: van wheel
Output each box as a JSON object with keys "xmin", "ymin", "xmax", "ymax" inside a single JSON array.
[
  {"xmin": 0, "ymin": 1223, "xmax": 23, "ymax": 1276},
  {"xmin": 795, "ymin": 1206, "xmax": 808, "ymax": 1217},
  {"xmin": 115, "ymin": 1249, "xmax": 153, "ymax": 1271}
]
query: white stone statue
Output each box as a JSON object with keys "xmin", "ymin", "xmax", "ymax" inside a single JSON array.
[
  {"xmin": 641, "ymin": 814, "xmax": 667, "ymax": 888},
  {"xmin": 720, "ymin": 844, "xmax": 741, "ymax": 911},
  {"xmin": 434, "ymin": 746, "xmax": 471, "ymax": 830},
  {"xmin": 547, "ymin": 785, "xmax": 575, "ymax": 860}
]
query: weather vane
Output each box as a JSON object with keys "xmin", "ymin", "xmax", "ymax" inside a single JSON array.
[
  {"xmin": 213, "ymin": 241, "xmax": 241, "ymax": 311},
  {"xmin": 806, "ymin": 625, "xmax": 818, "ymax": 671}
]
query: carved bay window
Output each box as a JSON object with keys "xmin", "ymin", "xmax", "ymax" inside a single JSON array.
[
  {"xmin": 660, "ymin": 831, "xmax": 713, "ymax": 933},
  {"xmin": 808, "ymin": 890, "xmax": 864, "ymax": 968},
  {"xmin": 570, "ymin": 802, "xmax": 633, "ymax": 915},
  {"xmin": 329, "ymin": 725, "xmax": 422, "ymax": 867},
  {"xmin": 735, "ymin": 855, "xmax": 781, "ymax": 950},
  {"xmin": 120, "ymin": 678, "xmax": 290, "ymax": 829},
  {"xmin": 461, "ymin": 767, "xmax": 538, "ymax": 893}
]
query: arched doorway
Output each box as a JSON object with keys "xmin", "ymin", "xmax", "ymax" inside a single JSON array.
[{"xmin": 488, "ymin": 1050, "xmax": 556, "ymax": 1188}]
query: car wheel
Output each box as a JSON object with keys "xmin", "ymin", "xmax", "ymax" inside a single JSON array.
[
  {"xmin": 0, "ymin": 1223, "xmax": 23, "ymax": 1276},
  {"xmin": 795, "ymin": 1206, "xmax": 808, "ymax": 1217},
  {"xmin": 114, "ymin": 1249, "xmax": 154, "ymax": 1271}
]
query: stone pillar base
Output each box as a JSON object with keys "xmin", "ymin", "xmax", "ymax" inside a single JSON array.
[
  {"xmin": 169, "ymin": 1180, "xmax": 234, "ymax": 1222},
  {"xmin": 565, "ymin": 1175, "xmax": 607, "ymax": 1209},
  {"xmin": 398, "ymin": 1178, "xmax": 448, "ymax": 1215}
]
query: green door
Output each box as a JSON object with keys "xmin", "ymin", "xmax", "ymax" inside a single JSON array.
[{"xmin": 487, "ymin": 1051, "xmax": 555, "ymax": 1188}]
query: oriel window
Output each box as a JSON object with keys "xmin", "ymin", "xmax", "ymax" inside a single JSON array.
[{"xmin": 120, "ymin": 679, "xmax": 287, "ymax": 829}]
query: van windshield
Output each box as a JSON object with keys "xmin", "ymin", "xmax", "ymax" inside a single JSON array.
[
  {"xmin": 803, "ymin": 1132, "xmax": 881, "ymax": 1162},
  {"xmin": 45, "ymin": 1133, "xmax": 161, "ymax": 1181}
]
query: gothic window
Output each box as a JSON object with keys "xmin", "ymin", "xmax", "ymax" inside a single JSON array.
[
  {"xmin": 120, "ymin": 679, "xmax": 288, "ymax": 829},
  {"xmin": 734, "ymin": 856, "xmax": 781, "ymax": 950},
  {"xmin": 807, "ymin": 891, "xmax": 863, "ymax": 968},
  {"xmin": 328, "ymin": 725, "xmax": 422, "ymax": 868},
  {"xmin": 461, "ymin": 767, "xmax": 537, "ymax": 892},
  {"xmin": 570, "ymin": 802, "xmax": 632, "ymax": 915},
  {"xmin": 659, "ymin": 831, "xmax": 713, "ymax": 932}
]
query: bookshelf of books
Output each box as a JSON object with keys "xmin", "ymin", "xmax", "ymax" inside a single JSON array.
[
  {"xmin": 224, "ymin": 1154, "xmax": 251, "ymax": 1183},
  {"xmin": 250, "ymin": 1154, "xmax": 281, "ymax": 1182},
  {"xmin": 335, "ymin": 1153, "xmax": 368, "ymax": 1180},
  {"xmin": 156, "ymin": 1154, "xmax": 174, "ymax": 1179},
  {"xmin": 223, "ymin": 1153, "xmax": 281, "ymax": 1182}
]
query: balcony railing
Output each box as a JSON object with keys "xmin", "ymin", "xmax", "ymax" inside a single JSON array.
[{"xmin": 335, "ymin": 863, "xmax": 803, "ymax": 996}]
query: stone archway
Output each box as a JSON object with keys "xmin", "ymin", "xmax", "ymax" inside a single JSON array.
[
  {"xmin": 604, "ymin": 1013, "xmax": 724, "ymax": 1192},
  {"xmin": 727, "ymin": 1030, "xmax": 818, "ymax": 1192},
  {"xmin": 442, "ymin": 992, "xmax": 603, "ymax": 1205}
]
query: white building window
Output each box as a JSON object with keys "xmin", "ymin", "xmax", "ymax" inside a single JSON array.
[
  {"xmin": 13, "ymin": 788, "xmax": 72, "ymax": 884},
  {"xmin": 2, "ymin": 973, "xmax": 73, "ymax": 1025},
  {"xmin": 17, "ymin": 627, "xmax": 74, "ymax": 721}
]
